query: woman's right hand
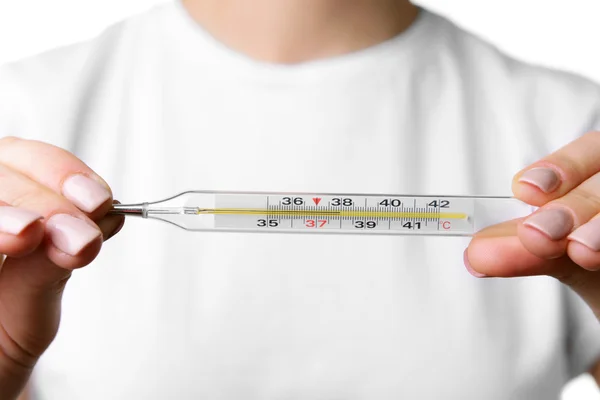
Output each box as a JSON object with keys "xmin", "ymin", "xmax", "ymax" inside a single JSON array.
[{"xmin": 0, "ymin": 137, "xmax": 124, "ymax": 399}]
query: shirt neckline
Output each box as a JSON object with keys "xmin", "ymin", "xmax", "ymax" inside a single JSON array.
[{"xmin": 165, "ymin": 0, "xmax": 440, "ymax": 83}]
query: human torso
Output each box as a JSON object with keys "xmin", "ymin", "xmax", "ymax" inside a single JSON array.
[{"xmin": 2, "ymin": 3, "xmax": 599, "ymax": 399}]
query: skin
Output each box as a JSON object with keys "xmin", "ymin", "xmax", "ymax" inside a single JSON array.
[
  {"xmin": 4, "ymin": 1, "xmax": 600, "ymax": 398},
  {"xmin": 467, "ymin": 131, "xmax": 600, "ymax": 325},
  {"xmin": 182, "ymin": 0, "xmax": 419, "ymax": 64},
  {"xmin": 0, "ymin": 138, "xmax": 124, "ymax": 399}
]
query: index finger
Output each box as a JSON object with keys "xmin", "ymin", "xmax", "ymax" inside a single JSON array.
[
  {"xmin": 512, "ymin": 131, "xmax": 600, "ymax": 206},
  {"xmin": 0, "ymin": 137, "xmax": 112, "ymax": 218}
]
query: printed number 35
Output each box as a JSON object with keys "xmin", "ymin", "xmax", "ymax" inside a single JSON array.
[{"xmin": 257, "ymin": 219, "xmax": 278, "ymax": 227}]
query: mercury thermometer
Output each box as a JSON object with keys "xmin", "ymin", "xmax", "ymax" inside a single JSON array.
[{"xmin": 108, "ymin": 190, "xmax": 536, "ymax": 236}]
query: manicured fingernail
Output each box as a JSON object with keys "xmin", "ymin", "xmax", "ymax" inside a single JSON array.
[
  {"xmin": 0, "ymin": 207, "xmax": 42, "ymax": 235},
  {"xmin": 518, "ymin": 168, "xmax": 560, "ymax": 193},
  {"xmin": 62, "ymin": 175, "xmax": 111, "ymax": 213},
  {"xmin": 523, "ymin": 208, "xmax": 573, "ymax": 240},
  {"xmin": 568, "ymin": 218, "xmax": 600, "ymax": 251},
  {"xmin": 463, "ymin": 249, "xmax": 487, "ymax": 278},
  {"xmin": 46, "ymin": 214, "xmax": 101, "ymax": 256}
]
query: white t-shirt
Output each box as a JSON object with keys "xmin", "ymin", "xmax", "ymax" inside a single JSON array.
[{"xmin": 2, "ymin": 2, "xmax": 600, "ymax": 399}]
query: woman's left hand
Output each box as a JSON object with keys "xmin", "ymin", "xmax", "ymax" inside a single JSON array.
[{"xmin": 465, "ymin": 131, "xmax": 600, "ymax": 319}]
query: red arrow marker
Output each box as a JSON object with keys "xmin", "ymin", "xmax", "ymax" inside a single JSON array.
[{"xmin": 313, "ymin": 197, "xmax": 322, "ymax": 206}]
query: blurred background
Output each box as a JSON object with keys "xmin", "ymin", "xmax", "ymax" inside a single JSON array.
[{"xmin": 0, "ymin": 0, "xmax": 599, "ymax": 398}]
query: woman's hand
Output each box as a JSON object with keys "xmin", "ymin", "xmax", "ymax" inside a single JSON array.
[
  {"xmin": 466, "ymin": 131, "xmax": 600, "ymax": 319},
  {"xmin": 0, "ymin": 137, "xmax": 124, "ymax": 399}
]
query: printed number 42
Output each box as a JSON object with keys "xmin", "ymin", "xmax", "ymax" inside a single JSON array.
[{"xmin": 306, "ymin": 219, "xmax": 327, "ymax": 228}]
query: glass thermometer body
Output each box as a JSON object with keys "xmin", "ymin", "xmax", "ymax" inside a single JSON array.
[{"xmin": 109, "ymin": 191, "xmax": 536, "ymax": 236}]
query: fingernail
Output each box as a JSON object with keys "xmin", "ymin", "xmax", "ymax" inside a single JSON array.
[
  {"xmin": 62, "ymin": 175, "xmax": 111, "ymax": 213},
  {"xmin": 46, "ymin": 214, "xmax": 101, "ymax": 256},
  {"xmin": 0, "ymin": 207, "xmax": 43, "ymax": 235},
  {"xmin": 463, "ymin": 249, "xmax": 487, "ymax": 278},
  {"xmin": 523, "ymin": 208, "xmax": 573, "ymax": 240},
  {"xmin": 518, "ymin": 168, "xmax": 560, "ymax": 193},
  {"xmin": 569, "ymin": 218, "xmax": 600, "ymax": 251}
]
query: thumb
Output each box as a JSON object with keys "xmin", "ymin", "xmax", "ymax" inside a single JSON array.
[
  {"xmin": 0, "ymin": 249, "xmax": 72, "ymax": 365},
  {"xmin": 0, "ymin": 210, "xmax": 123, "ymax": 365},
  {"xmin": 465, "ymin": 218, "xmax": 573, "ymax": 278}
]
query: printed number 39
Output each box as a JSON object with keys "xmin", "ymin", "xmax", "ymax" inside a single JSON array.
[{"xmin": 354, "ymin": 221, "xmax": 376, "ymax": 229}]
